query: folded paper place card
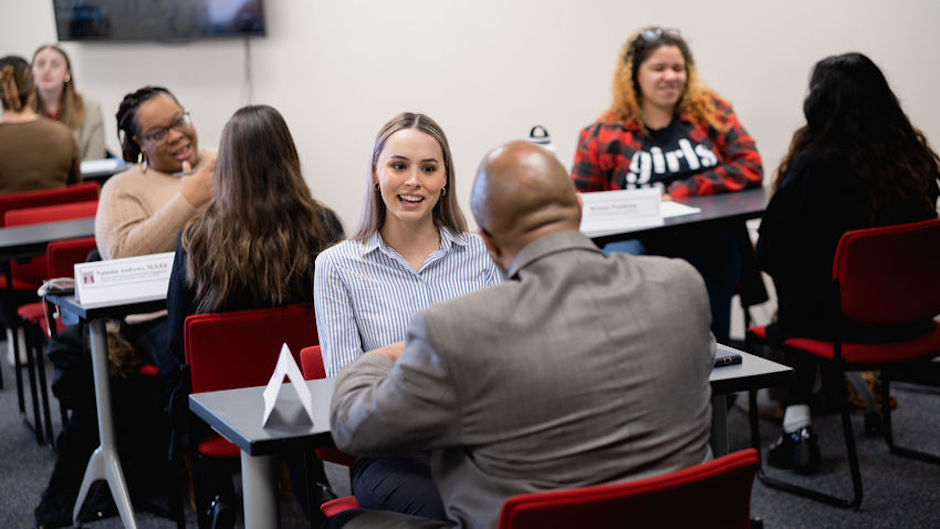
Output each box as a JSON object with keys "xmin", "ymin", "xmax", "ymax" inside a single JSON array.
[
  {"xmin": 262, "ymin": 344, "xmax": 316, "ymax": 427},
  {"xmin": 660, "ymin": 200, "xmax": 701, "ymax": 219},
  {"xmin": 579, "ymin": 187, "xmax": 663, "ymax": 237},
  {"xmin": 74, "ymin": 252, "xmax": 175, "ymax": 305},
  {"xmin": 79, "ymin": 157, "xmax": 125, "ymax": 175}
]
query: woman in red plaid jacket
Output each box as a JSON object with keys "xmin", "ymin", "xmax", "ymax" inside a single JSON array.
[{"xmin": 572, "ymin": 27, "xmax": 763, "ymax": 344}]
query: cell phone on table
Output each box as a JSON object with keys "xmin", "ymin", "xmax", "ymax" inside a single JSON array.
[{"xmin": 714, "ymin": 348, "xmax": 743, "ymax": 368}]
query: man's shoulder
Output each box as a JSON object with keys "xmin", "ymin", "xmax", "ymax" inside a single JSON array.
[{"xmin": 617, "ymin": 252, "xmax": 700, "ymax": 280}]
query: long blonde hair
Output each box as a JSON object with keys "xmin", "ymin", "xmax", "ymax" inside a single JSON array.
[
  {"xmin": 607, "ymin": 27, "xmax": 726, "ymax": 133},
  {"xmin": 353, "ymin": 112, "xmax": 467, "ymax": 240},
  {"xmin": 30, "ymin": 45, "xmax": 86, "ymax": 129}
]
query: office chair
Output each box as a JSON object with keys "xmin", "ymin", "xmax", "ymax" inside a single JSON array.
[
  {"xmin": 747, "ymin": 217, "xmax": 940, "ymax": 509},
  {"xmin": 3, "ymin": 199, "xmax": 98, "ymax": 444},
  {"xmin": 498, "ymin": 449, "xmax": 760, "ymax": 529},
  {"xmin": 184, "ymin": 303, "xmax": 319, "ymax": 528},
  {"xmin": 0, "ymin": 182, "xmax": 99, "ymax": 397},
  {"xmin": 299, "ymin": 345, "xmax": 361, "ymax": 516}
]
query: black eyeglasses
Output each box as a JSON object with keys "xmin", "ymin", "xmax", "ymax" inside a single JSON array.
[
  {"xmin": 637, "ymin": 27, "xmax": 682, "ymax": 43},
  {"xmin": 139, "ymin": 112, "xmax": 192, "ymax": 145}
]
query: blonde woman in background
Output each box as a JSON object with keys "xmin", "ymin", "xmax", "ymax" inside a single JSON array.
[{"xmin": 31, "ymin": 44, "xmax": 105, "ymax": 160}]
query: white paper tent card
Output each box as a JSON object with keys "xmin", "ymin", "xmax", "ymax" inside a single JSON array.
[
  {"xmin": 579, "ymin": 187, "xmax": 663, "ymax": 238},
  {"xmin": 74, "ymin": 252, "xmax": 175, "ymax": 305},
  {"xmin": 262, "ymin": 344, "xmax": 316, "ymax": 427}
]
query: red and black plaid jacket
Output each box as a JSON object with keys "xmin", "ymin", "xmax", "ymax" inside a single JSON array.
[{"xmin": 572, "ymin": 97, "xmax": 763, "ymax": 198}]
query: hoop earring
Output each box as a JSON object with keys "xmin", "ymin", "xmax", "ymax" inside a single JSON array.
[
  {"xmin": 374, "ymin": 182, "xmax": 380, "ymax": 191},
  {"xmin": 440, "ymin": 187, "xmax": 446, "ymax": 196},
  {"xmin": 137, "ymin": 152, "xmax": 148, "ymax": 173}
]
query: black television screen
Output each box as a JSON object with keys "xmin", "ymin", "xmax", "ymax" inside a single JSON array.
[{"xmin": 52, "ymin": 0, "xmax": 266, "ymax": 42}]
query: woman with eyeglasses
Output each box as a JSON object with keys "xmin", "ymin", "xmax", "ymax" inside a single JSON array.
[
  {"xmin": 572, "ymin": 26, "xmax": 763, "ymax": 345},
  {"xmin": 31, "ymin": 44, "xmax": 106, "ymax": 160},
  {"xmin": 95, "ymin": 85, "xmax": 215, "ymax": 260},
  {"xmin": 756, "ymin": 53, "xmax": 939, "ymax": 473}
]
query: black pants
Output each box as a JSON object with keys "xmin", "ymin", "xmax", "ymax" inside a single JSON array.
[{"xmin": 351, "ymin": 453, "xmax": 447, "ymax": 521}]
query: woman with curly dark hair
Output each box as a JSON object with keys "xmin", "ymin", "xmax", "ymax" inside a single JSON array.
[
  {"xmin": 572, "ymin": 27, "xmax": 764, "ymax": 344},
  {"xmin": 757, "ymin": 52, "xmax": 940, "ymax": 473}
]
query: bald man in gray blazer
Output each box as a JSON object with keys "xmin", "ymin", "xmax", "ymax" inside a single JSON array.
[{"xmin": 330, "ymin": 141, "xmax": 715, "ymax": 528}]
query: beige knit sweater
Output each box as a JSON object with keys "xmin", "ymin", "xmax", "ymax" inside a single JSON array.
[{"xmin": 95, "ymin": 149, "xmax": 213, "ymax": 260}]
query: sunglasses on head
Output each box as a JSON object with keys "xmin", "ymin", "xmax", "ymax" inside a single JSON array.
[{"xmin": 637, "ymin": 27, "xmax": 682, "ymax": 42}]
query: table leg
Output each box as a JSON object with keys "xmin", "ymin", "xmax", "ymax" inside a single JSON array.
[
  {"xmin": 240, "ymin": 451, "xmax": 278, "ymax": 529},
  {"xmin": 710, "ymin": 394, "xmax": 729, "ymax": 456},
  {"xmin": 72, "ymin": 318, "xmax": 137, "ymax": 529}
]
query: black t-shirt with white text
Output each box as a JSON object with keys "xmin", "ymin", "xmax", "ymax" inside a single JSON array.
[{"xmin": 616, "ymin": 116, "xmax": 717, "ymax": 190}]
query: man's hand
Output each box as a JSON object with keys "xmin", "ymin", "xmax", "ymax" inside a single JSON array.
[{"xmin": 370, "ymin": 341, "xmax": 405, "ymax": 362}]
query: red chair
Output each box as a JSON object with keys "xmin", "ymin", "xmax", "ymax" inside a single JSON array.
[
  {"xmin": 3, "ymin": 199, "xmax": 98, "ymax": 444},
  {"xmin": 0, "ymin": 181, "xmax": 98, "ymax": 215},
  {"xmin": 498, "ymin": 449, "xmax": 759, "ymax": 529},
  {"xmin": 299, "ymin": 345, "xmax": 361, "ymax": 515},
  {"xmin": 184, "ymin": 303, "xmax": 319, "ymax": 526},
  {"xmin": 747, "ymin": 218, "xmax": 940, "ymax": 509}
]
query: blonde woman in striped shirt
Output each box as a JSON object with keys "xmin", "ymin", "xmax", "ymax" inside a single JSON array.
[{"xmin": 314, "ymin": 112, "xmax": 499, "ymax": 520}]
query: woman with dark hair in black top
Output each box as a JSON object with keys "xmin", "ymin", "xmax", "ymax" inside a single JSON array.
[{"xmin": 757, "ymin": 52, "xmax": 940, "ymax": 473}]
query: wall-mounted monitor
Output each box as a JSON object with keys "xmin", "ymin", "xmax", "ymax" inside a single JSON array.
[{"xmin": 52, "ymin": 0, "xmax": 266, "ymax": 42}]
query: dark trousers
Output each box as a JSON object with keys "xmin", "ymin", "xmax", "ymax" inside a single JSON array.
[{"xmin": 351, "ymin": 453, "xmax": 447, "ymax": 521}]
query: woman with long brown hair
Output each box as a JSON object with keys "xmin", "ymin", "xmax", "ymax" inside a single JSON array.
[
  {"xmin": 31, "ymin": 44, "xmax": 106, "ymax": 160},
  {"xmin": 165, "ymin": 104, "xmax": 343, "ymax": 527},
  {"xmin": 757, "ymin": 52, "xmax": 940, "ymax": 473},
  {"xmin": 314, "ymin": 112, "xmax": 499, "ymax": 520},
  {"xmin": 167, "ymin": 103, "xmax": 343, "ymax": 373},
  {"xmin": 572, "ymin": 26, "xmax": 763, "ymax": 345}
]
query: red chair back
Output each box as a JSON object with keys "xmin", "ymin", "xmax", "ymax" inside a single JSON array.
[
  {"xmin": 4, "ymin": 200, "xmax": 99, "ymax": 287},
  {"xmin": 833, "ymin": 218, "xmax": 940, "ymax": 326},
  {"xmin": 0, "ymin": 182, "xmax": 99, "ymax": 227},
  {"xmin": 46, "ymin": 236, "xmax": 98, "ymax": 278},
  {"xmin": 300, "ymin": 345, "xmax": 327, "ymax": 380},
  {"xmin": 498, "ymin": 449, "xmax": 759, "ymax": 529},
  {"xmin": 298, "ymin": 344, "xmax": 357, "ymax": 467},
  {"xmin": 184, "ymin": 303, "xmax": 318, "ymax": 393}
]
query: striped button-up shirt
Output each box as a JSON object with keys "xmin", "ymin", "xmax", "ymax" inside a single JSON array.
[{"xmin": 314, "ymin": 228, "xmax": 501, "ymax": 377}]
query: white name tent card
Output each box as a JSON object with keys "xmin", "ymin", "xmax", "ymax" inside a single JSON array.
[
  {"xmin": 262, "ymin": 344, "xmax": 316, "ymax": 427},
  {"xmin": 74, "ymin": 252, "xmax": 175, "ymax": 305},
  {"xmin": 579, "ymin": 188, "xmax": 663, "ymax": 237},
  {"xmin": 579, "ymin": 188, "xmax": 702, "ymax": 238},
  {"xmin": 660, "ymin": 200, "xmax": 701, "ymax": 218},
  {"xmin": 80, "ymin": 157, "xmax": 125, "ymax": 176}
]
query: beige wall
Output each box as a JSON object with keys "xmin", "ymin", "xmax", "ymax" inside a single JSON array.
[{"xmin": 4, "ymin": 1, "xmax": 940, "ymax": 230}]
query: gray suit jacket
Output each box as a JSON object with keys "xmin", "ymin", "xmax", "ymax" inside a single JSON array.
[{"xmin": 331, "ymin": 230, "xmax": 715, "ymax": 528}]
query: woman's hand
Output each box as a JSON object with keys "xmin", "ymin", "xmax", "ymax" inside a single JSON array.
[{"xmin": 180, "ymin": 153, "xmax": 216, "ymax": 208}]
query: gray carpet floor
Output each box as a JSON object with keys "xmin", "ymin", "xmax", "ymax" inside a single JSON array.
[{"xmin": 1, "ymin": 345, "xmax": 937, "ymax": 528}]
